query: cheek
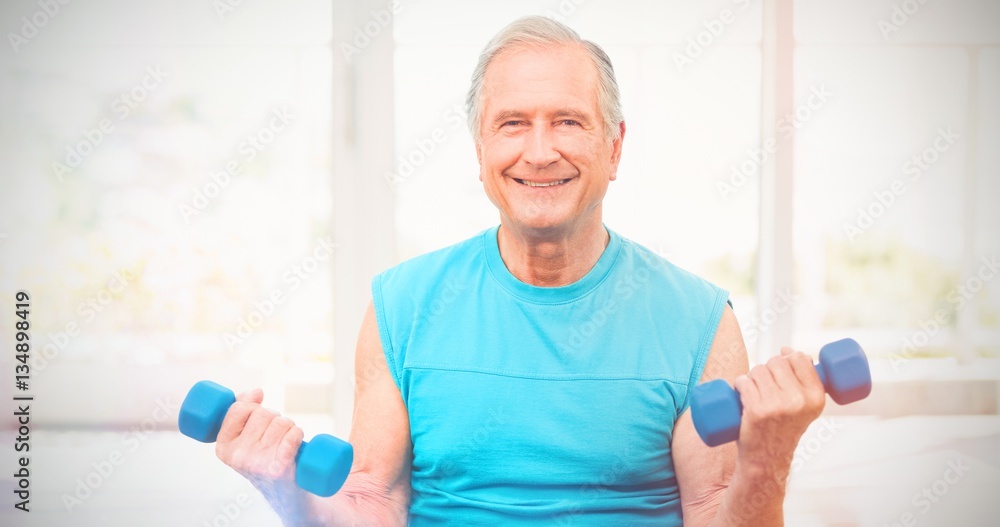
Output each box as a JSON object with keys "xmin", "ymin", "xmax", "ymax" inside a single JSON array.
[
  {"xmin": 557, "ymin": 139, "xmax": 605, "ymax": 172},
  {"xmin": 482, "ymin": 139, "xmax": 521, "ymax": 174}
]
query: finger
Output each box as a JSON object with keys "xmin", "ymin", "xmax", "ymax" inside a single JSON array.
[
  {"xmin": 274, "ymin": 425, "xmax": 305, "ymax": 473},
  {"xmin": 259, "ymin": 416, "xmax": 295, "ymax": 449},
  {"xmin": 237, "ymin": 406, "xmax": 278, "ymax": 446},
  {"xmin": 732, "ymin": 373, "xmax": 758, "ymax": 409},
  {"xmin": 786, "ymin": 351, "xmax": 824, "ymax": 392},
  {"xmin": 766, "ymin": 353, "xmax": 801, "ymax": 395},
  {"xmin": 236, "ymin": 388, "xmax": 264, "ymax": 404},
  {"xmin": 746, "ymin": 363, "xmax": 780, "ymax": 402},
  {"xmin": 777, "ymin": 347, "xmax": 818, "ymax": 390},
  {"xmin": 216, "ymin": 400, "xmax": 257, "ymax": 444}
]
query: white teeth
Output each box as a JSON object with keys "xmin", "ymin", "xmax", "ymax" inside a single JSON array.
[{"xmin": 519, "ymin": 179, "xmax": 568, "ymax": 187}]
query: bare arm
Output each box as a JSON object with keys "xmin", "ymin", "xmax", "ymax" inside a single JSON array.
[
  {"xmin": 673, "ymin": 305, "xmax": 825, "ymax": 526},
  {"xmin": 214, "ymin": 300, "xmax": 411, "ymax": 526}
]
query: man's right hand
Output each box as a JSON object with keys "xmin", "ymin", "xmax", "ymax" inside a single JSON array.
[
  {"xmin": 214, "ymin": 388, "xmax": 306, "ymax": 499},
  {"xmin": 206, "ymin": 301, "xmax": 412, "ymax": 527}
]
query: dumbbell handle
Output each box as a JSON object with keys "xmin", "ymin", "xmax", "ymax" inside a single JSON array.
[{"xmin": 179, "ymin": 380, "xmax": 353, "ymax": 497}]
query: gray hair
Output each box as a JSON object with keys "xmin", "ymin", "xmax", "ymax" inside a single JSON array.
[{"xmin": 465, "ymin": 16, "xmax": 624, "ymax": 144}]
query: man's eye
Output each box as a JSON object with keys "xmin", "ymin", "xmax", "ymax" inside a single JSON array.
[
  {"xmin": 560, "ymin": 119, "xmax": 581, "ymax": 126},
  {"xmin": 501, "ymin": 120, "xmax": 522, "ymax": 127}
]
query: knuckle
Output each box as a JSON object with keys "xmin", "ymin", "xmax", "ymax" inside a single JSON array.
[
  {"xmin": 231, "ymin": 401, "xmax": 258, "ymax": 415},
  {"xmin": 227, "ymin": 449, "xmax": 249, "ymax": 471},
  {"xmin": 748, "ymin": 364, "xmax": 766, "ymax": 378},
  {"xmin": 791, "ymin": 352, "xmax": 812, "ymax": 366},
  {"xmin": 785, "ymin": 393, "xmax": 805, "ymax": 410},
  {"xmin": 264, "ymin": 418, "xmax": 294, "ymax": 442},
  {"xmin": 285, "ymin": 426, "xmax": 304, "ymax": 445},
  {"xmin": 743, "ymin": 402, "xmax": 767, "ymax": 423},
  {"xmin": 251, "ymin": 405, "xmax": 277, "ymax": 422},
  {"xmin": 265, "ymin": 458, "xmax": 286, "ymax": 479}
]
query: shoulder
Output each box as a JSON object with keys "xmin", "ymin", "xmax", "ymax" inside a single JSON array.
[
  {"xmin": 376, "ymin": 227, "xmax": 489, "ymax": 286},
  {"xmin": 372, "ymin": 227, "xmax": 491, "ymax": 313},
  {"xmin": 612, "ymin": 230, "xmax": 732, "ymax": 358},
  {"xmin": 614, "ymin": 231, "xmax": 726, "ymax": 302}
]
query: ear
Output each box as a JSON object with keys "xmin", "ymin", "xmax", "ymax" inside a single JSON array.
[
  {"xmin": 608, "ymin": 121, "xmax": 626, "ymax": 181},
  {"xmin": 476, "ymin": 142, "xmax": 484, "ymax": 181}
]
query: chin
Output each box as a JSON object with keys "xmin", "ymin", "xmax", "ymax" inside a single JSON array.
[{"xmin": 511, "ymin": 212, "xmax": 569, "ymax": 233}]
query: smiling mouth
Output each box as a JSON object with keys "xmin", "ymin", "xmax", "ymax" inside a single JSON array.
[{"xmin": 513, "ymin": 178, "xmax": 572, "ymax": 187}]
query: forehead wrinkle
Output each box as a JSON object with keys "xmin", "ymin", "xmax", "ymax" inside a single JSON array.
[{"xmin": 481, "ymin": 43, "xmax": 600, "ymax": 110}]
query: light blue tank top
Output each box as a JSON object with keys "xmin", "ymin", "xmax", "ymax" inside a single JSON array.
[{"xmin": 371, "ymin": 225, "xmax": 729, "ymax": 526}]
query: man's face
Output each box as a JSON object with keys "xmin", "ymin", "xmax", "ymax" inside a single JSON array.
[{"xmin": 476, "ymin": 44, "xmax": 624, "ymax": 235}]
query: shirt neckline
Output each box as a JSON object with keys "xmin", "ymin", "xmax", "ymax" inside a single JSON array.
[{"xmin": 483, "ymin": 223, "xmax": 623, "ymax": 305}]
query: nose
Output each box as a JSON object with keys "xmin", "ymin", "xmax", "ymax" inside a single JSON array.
[{"xmin": 522, "ymin": 124, "xmax": 560, "ymax": 169}]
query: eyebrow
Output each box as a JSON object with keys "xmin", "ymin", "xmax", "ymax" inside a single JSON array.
[
  {"xmin": 491, "ymin": 108, "xmax": 594, "ymax": 126},
  {"xmin": 491, "ymin": 110, "xmax": 525, "ymax": 126}
]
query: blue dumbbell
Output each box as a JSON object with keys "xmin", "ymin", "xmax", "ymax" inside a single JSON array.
[
  {"xmin": 690, "ymin": 338, "xmax": 872, "ymax": 447},
  {"xmin": 178, "ymin": 380, "xmax": 354, "ymax": 497}
]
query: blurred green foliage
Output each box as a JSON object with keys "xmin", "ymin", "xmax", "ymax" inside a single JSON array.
[{"xmin": 824, "ymin": 233, "xmax": 960, "ymax": 328}]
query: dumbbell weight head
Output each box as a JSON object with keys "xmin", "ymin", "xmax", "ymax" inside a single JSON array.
[
  {"xmin": 296, "ymin": 435, "xmax": 355, "ymax": 497},
  {"xmin": 690, "ymin": 379, "xmax": 743, "ymax": 447},
  {"xmin": 817, "ymin": 338, "xmax": 872, "ymax": 405},
  {"xmin": 179, "ymin": 380, "xmax": 235, "ymax": 443}
]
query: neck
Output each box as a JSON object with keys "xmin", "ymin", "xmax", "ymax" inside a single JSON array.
[{"xmin": 496, "ymin": 217, "xmax": 609, "ymax": 287}]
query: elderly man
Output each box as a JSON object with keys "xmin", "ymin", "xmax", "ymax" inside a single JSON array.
[{"xmin": 215, "ymin": 16, "xmax": 825, "ymax": 526}]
